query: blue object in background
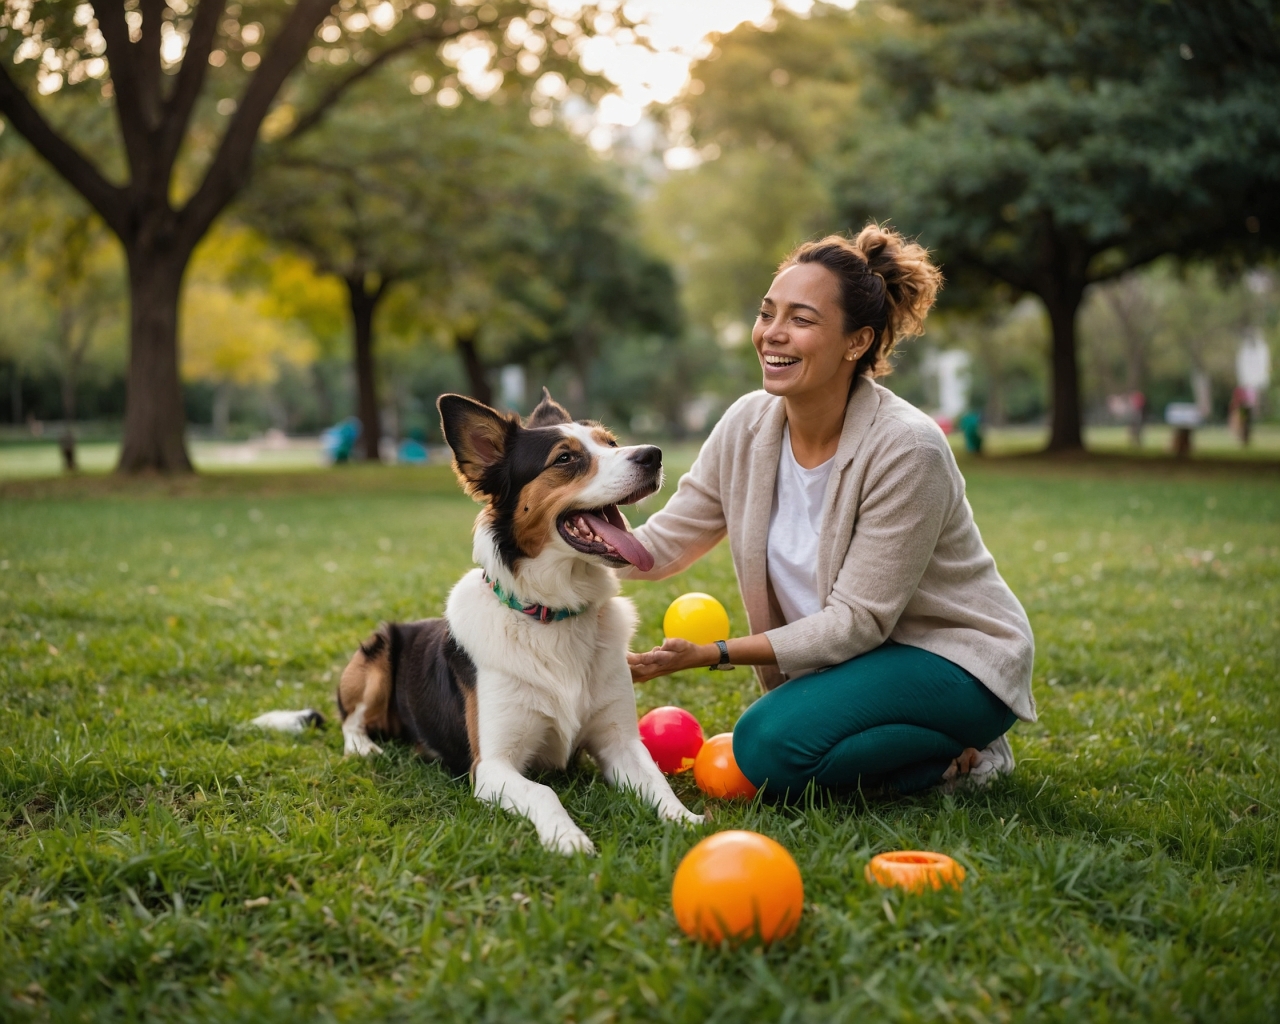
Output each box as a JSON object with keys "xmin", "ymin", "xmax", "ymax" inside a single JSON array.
[
  {"xmin": 321, "ymin": 417, "xmax": 361, "ymax": 463},
  {"xmin": 397, "ymin": 438, "xmax": 428, "ymax": 464},
  {"xmin": 959, "ymin": 411, "xmax": 983, "ymax": 455}
]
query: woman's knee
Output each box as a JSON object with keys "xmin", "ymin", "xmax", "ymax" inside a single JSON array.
[{"xmin": 733, "ymin": 700, "xmax": 818, "ymax": 791}]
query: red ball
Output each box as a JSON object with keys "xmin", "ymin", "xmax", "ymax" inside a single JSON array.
[{"xmin": 638, "ymin": 706, "xmax": 704, "ymax": 774}]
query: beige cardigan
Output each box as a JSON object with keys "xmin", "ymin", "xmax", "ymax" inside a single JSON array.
[{"xmin": 624, "ymin": 378, "xmax": 1037, "ymax": 722}]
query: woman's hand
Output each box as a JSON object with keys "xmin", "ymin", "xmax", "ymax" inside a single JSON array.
[{"xmin": 628, "ymin": 638, "xmax": 716, "ymax": 683}]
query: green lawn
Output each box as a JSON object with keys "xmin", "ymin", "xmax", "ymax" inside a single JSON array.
[{"xmin": 1, "ymin": 456, "xmax": 1278, "ymax": 1022}]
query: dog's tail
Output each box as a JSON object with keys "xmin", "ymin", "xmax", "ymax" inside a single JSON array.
[{"xmin": 250, "ymin": 709, "xmax": 327, "ymax": 733}]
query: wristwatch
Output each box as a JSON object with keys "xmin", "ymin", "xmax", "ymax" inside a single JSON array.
[{"xmin": 710, "ymin": 640, "xmax": 734, "ymax": 671}]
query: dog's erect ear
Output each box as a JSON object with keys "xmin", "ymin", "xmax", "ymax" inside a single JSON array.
[
  {"xmin": 437, "ymin": 394, "xmax": 515, "ymax": 489},
  {"xmin": 524, "ymin": 387, "xmax": 572, "ymax": 428}
]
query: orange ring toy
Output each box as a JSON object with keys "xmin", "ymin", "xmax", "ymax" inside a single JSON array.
[{"xmin": 864, "ymin": 851, "xmax": 966, "ymax": 893}]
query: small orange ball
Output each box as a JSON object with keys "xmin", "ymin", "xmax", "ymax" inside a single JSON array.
[
  {"xmin": 693, "ymin": 733, "xmax": 757, "ymax": 799},
  {"xmin": 864, "ymin": 851, "xmax": 966, "ymax": 893},
  {"xmin": 671, "ymin": 831, "xmax": 804, "ymax": 945}
]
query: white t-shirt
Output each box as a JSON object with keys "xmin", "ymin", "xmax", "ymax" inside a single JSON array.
[{"xmin": 767, "ymin": 424, "xmax": 835, "ymax": 625}]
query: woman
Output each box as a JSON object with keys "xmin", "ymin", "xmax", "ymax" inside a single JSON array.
[{"xmin": 624, "ymin": 226, "xmax": 1035, "ymax": 796}]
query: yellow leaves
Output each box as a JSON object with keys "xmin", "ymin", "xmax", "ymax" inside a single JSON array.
[
  {"xmin": 181, "ymin": 224, "xmax": 320, "ymax": 387},
  {"xmin": 260, "ymin": 103, "xmax": 296, "ymax": 142},
  {"xmin": 181, "ymin": 281, "xmax": 315, "ymax": 387}
]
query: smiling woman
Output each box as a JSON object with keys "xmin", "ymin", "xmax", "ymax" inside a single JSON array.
[{"xmin": 624, "ymin": 224, "xmax": 1036, "ymax": 798}]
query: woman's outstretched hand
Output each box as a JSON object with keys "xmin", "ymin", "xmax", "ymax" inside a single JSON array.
[{"xmin": 628, "ymin": 638, "xmax": 713, "ymax": 683}]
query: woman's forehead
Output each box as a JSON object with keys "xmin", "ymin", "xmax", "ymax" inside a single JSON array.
[{"xmin": 765, "ymin": 263, "xmax": 840, "ymax": 309}]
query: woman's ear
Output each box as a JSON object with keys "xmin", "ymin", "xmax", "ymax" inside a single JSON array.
[
  {"xmin": 437, "ymin": 394, "xmax": 516, "ymax": 490},
  {"xmin": 846, "ymin": 325, "xmax": 876, "ymax": 361}
]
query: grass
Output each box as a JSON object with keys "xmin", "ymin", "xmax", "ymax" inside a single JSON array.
[{"xmin": 1, "ymin": 453, "xmax": 1278, "ymax": 1023}]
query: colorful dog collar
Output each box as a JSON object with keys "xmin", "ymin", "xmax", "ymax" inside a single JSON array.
[{"xmin": 483, "ymin": 572, "xmax": 585, "ymax": 623}]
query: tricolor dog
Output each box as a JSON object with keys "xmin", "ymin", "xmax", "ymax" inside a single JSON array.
[{"xmin": 260, "ymin": 390, "xmax": 702, "ymax": 854}]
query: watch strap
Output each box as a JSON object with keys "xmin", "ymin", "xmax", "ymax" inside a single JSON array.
[{"xmin": 712, "ymin": 639, "xmax": 733, "ymax": 670}]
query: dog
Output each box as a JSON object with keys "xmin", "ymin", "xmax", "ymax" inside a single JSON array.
[{"xmin": 257, "ymin": 390, "xmax": 701, "ymax": 854}]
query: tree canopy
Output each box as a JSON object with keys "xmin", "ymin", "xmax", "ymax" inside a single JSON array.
[
  {"xmin": 0, "ymin": 0, "xmax": 613, "ymax": 472},
  {"xmin": 834, "ymin": 0, "xmax": 1280, "ymax": 448}
]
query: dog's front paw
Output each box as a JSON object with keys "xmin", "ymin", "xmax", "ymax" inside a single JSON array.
[
  {"xmin": 547, "ymin": 828, "xmax": 597, "ymax": 856},
  {"xmin": 343, "ymin": 734, "xmax": 383, "ymax": 758},
  {"xmin": 661, "ymin": 805, "xmax": 704, "ymax": 827}
]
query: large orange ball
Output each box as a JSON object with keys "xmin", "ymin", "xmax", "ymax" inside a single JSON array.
[
  {"xmin": 693, "ymin": 733, "xmax": 757, "ymax": 799},
  {"xmin": 671, "ymin": 831, "xmax": 804, "ymax": 945}
]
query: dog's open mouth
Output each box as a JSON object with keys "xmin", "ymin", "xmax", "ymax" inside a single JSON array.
[{"xmin": 558, "ymin": 492, "xmax": 655, "ymax": 571}]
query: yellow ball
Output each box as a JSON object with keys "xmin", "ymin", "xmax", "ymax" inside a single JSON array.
[{"xmin": 663, "ymin": 592, "xmax": 731, "ymax": 646}]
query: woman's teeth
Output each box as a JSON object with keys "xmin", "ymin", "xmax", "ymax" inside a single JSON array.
[{"xmin": 765, "ymin": 354, "xmax": 799, "ymax": 366}]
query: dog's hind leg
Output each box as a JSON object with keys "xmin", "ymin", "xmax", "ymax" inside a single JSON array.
[{"xmin": 338, "ymin": 628, "xmax": 394, "ymax": 757}]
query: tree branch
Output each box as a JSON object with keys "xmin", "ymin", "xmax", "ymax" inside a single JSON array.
[
  {"xmin": 136, "ymin": 0, "xmax": 165, "ymax": 130},
  {"xmin": 284, "ymin": 28, "xmax": 457, "ymax": 142},
  {"xmin": 177, "ymin": 0, "xmax": 333, "ymax": 246},
  {"xmin": 0, "ymin": 65, "xmax": 127, "ymax": 236},
  {"xmin": 92, "ymin": 0, "xmax": 152, "ymax": 183},
  {"xmin": 156, "ymin": 0, "xmax": 226, "ymax": 178}
]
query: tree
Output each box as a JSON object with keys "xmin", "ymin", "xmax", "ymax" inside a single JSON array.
[
  {"xmin": 0, "ymin": 139, "xmax": 123, "ymax": 469},
  {"xmin": 833, "ymin": 0, "xmax": 1280, "ymax": 450},
  {"xmin": 180, "ymin": 226, "xmax": 314, "ymax": 435},
  {"xmin": 644, "ymin": 7, "xmax": 862, "ymax": 341},
  {"xmin": 242, "ymin": 89, "xmax": 677, "ymax": 452},
  {"xmin": 0, "ymin": 1, "xmax": 607, "ymax": 472}
]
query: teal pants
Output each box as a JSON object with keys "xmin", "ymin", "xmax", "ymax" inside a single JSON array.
[{"xmin": 733, "ymin": 642, "xmax": 1016, "ymax": 796}]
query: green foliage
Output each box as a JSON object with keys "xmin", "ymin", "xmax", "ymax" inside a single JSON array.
[
  {"xmin": 646, "ymin": 8, "xmax": 865, "ymax": 339},
  {"xmin": 1, "ymin": 458, "xmax": 1278, "ymax": 1020},
  {"xmin": 242, "ymin": 82, "xmax": 680, "ymax": 406},
  {"xmin": 1080, "ymin": 262, "xmax": 1280, "ymax": 418}
]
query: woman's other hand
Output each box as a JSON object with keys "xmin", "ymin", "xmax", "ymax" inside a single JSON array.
[{"xmin": 628, "ymin": 638, "xmax": 714, "ymax": 683}]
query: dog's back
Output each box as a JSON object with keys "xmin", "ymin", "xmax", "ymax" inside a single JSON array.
[{"xmin": 338, "ymin": 619, "xmax": 478, "ymax": 774}]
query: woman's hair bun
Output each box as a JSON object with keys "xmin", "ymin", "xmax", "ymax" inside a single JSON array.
[
  {"xmin": 781, "ymin": 223, "xmax": 943, "ymax": 377},
  {"xmin": 849, "ymin": 223, "xmax": 942, "ymax": 346}
]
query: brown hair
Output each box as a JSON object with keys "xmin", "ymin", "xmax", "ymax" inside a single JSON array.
[{"xmin": 779, "ymin": 223, "xmax": 943, "ymax": 378}]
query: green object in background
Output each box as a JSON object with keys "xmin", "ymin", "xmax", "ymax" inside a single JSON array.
[{"xmin": 960, "ymin": 411, "xmax": 984, "ymax": 454}]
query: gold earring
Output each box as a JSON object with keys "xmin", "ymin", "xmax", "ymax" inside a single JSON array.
[{"xmin": 845, "ymin": 353, "xmax": 855, "ymax": 361}]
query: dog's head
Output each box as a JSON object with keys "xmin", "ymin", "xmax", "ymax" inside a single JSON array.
[{"xmin": 437, "ymin": 389, "xmax": 660, "ymax": 573}]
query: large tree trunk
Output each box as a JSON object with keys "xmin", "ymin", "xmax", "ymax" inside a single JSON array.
[
  {"xmin": 456, "ymin": 334, "xmax": 492, "ymax": 406},
  {"xmin": 1044, "ymin": 290, "xmax": 1086, "ymax": 452},
  {"xmin": 117, "ymin": 247, "xmax": 195, "ymax": 473},
  {"xmin": 346, "ymin": 274, "xmax": 386, "ymax": 462}
]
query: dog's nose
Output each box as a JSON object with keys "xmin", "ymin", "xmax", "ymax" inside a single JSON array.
[{"xmin": 629, "ymin": 445, "xmax": 662, "ymax": 470}]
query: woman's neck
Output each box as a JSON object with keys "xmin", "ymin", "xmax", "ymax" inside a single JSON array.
[{"xmin": 784, "ymin": 381, "xmax": 851, "ymax": 468}]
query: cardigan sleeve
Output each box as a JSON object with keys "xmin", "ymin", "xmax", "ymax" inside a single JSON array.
[
  {"xmin": 618, "ymin": 418, "xmax": 729, "ymax": 581},
  {"xmin": 764, "ymin": 437, "xmax": 954, "ymax": 675}
]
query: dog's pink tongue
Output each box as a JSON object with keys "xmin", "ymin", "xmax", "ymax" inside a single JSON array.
[{"xmin": 582, "ymin": 506, "xmax": 654, "ymax": 571}]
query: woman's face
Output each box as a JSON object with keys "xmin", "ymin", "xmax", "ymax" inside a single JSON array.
[{"xmin": 752, "ymin": 263, "xmax": 870, "ymax": 401}]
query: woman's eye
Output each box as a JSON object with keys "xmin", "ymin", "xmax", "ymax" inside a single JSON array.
[
  {"xmin": 793, "ymin": 317, "xmax": 810, "ymax": 326},
  {"xmin": 758, "ymin": 310, "xmax": 772, "ymax": 320}
]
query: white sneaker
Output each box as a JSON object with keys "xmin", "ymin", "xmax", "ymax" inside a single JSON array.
[{"xmin": 940, "ymin": 733, "xmax": 1015, "ymax": 792}]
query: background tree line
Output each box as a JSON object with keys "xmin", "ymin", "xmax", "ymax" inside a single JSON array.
[{"xmin": 1, "ymin": 0, "xmax": 1277, "ymax": 473}]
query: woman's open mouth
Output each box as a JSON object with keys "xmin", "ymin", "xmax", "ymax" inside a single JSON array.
[
  {"xmin": 763, "ymin": 352, "xmax": 800, "ymax": 373},
  {"xmin": 557, "ymin": 493, "xmax": 655, "ymax": 571}
]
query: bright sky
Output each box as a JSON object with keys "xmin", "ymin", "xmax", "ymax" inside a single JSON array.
[{"xmin": 578, "ymin": 0, "xmax": 859, "ymax": 127}]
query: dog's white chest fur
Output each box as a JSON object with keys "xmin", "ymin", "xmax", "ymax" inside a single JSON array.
[{"xmin": 446, "ymin": 568, "xmax": 636, "ymax": 772}]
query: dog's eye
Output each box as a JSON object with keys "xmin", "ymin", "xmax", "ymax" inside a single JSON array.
[
  {"xmin": 607, "ymin": 439, "xmax": 618, "ymax": 448},
  {"xmin": 554, "ymin": 452, "xmax": 573, "ymax": 465}
]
